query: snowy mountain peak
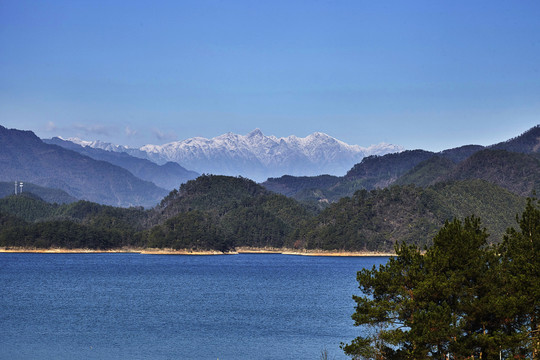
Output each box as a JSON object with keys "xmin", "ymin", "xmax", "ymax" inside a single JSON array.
[
  {"xmin": 61, "ymin": 129, "xmax": 404, "ymax": 181},
  {"xmin": 247, "ymin": 128, "xmax": 264, "ymax": 138},
  {"xmin": 63, "ymin": 137, "xmax": 129, "ymax": 152}
]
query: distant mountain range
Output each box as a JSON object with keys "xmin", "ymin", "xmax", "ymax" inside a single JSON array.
[
  {"xmin": 0, "ymin": 126, "xmax": 168, "ymax": 207},
  {"xmin": 44, "ymin": 137, "xmax": 199, "ymax": 190},
  {"xmin": 63, "ymin": 129, "xmax": 404, "ymax": 181}
]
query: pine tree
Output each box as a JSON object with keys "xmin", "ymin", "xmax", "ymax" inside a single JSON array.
[
  {"xmin": 342, "ymin": 214, "xmax": 535, "ymax": 359},
  {"xmin": 499, "ymin": 197, "xmax": 540, "ymax": 358}
]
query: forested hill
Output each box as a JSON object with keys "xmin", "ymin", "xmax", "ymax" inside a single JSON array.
[
  {"xmin": 393, "ymin": 156, "xmax": 456, "ymax": 187},
  {"xmin": 490, "ymin": 125, "xmax": 540, "ymax": 153},
  {"xmin": 262, "ymin": 175, "xmax": 340, "ymax": 198},
  {"xmin": 2, "ymin": 125, "xmax": 539, "ymax": 253},
  {"xmin": 263, "ymin": 150, "xmax": 441, "ymax": 204},
  {"xmin": 0, "ymin": 194, "xmax": 147, "ymax": 249},
  {"xmin": 396, "ymin": 150, "xmax": 540, "ymax": 196},
  {"xmin": 144, "ymin": 175, "xmax": 314, "ymax": 250},
  {"xmin": 288, "ymin": 180, "xmax": 526, "ymax": 252},
  {"xmin": 344, "ymin": 150, "xmax": 435, "ymax": 186},
  {"xmin": 443, "ymin": 150, "xmax": 540, "ymax": 196},
  {"xmin": 262, "ymin": 150, "xmax": 439, "ymax": 205}
]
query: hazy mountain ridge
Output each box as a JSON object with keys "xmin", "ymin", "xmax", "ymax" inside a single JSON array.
[
  {"xmin": 65, "ymin": 129, "xmax": 404, "ymax": 181},
  {"xmin": 396, "ymin": 149, "xmax": 540, "ymax": 197},
  {"xmin": 45, "ymin": 137, "xmax": 199, "ymax": 190},
  {"xmin": 263, "ymin": 150, "xmax": 439, "ymax": 203},
  {"xmin": 0, "ymin": 126, "xmax": 168, "ymax": 207}
]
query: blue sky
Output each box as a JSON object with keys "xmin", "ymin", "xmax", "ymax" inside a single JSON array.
[{"xmin": 1, "ymin": 0, "xmax": 539, "ymax": 151}]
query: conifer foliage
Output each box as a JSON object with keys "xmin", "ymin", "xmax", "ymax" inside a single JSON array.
[{"xmin": 343, "ymin": 199, "xmax": 540, "ymax": 359}]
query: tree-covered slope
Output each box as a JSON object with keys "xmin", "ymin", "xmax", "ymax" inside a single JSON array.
[
  {"xmin": 438, "ymin": 144, "xmax": 484, "ymax": 162},
  {"xmin": 490, "ymin": 125, "xmax": 540, "ymax": 154},
  {"xmin": 289, "ymin": 180, "xmax": 525, "ymax": 252},
  {"xmin": 262, "ymin": 175, "xmax": 340, "ymax": 197},
  {"xmin": 0, "ymin": 172, "xmax": 532, "ymax": 253},
  {"xmin": 0, "ymin": 175, "xmax": 313, "ymax": 251},
  {"xmin": 262, "ymin": 126, "xmax": 540, "ymax": 205},
  {"xmin": 444, "ymin": 149, "xmax": 540, "ymax": 196},
  {"xmin": 381, "ymin": 149, "xmax": 540, "ymax": 198},
  {"xmin": 0, "ymin": 194, "xmax": 58, "ymax": 222},
  {"xmin": 0, "ymin": 196, "xmax": 148, "ymax": 250},
  {"xmin": 145, "ymin": 175, "xmax": 314, "ymax": 249},
  {"xmin": 0, "ymin": 195, "xmax": 147, "ymax": 228},
  {"xmin": 393, "ymin": 156, "xmax": 457, "ymax": 187},
  {"xmin": 344, "ymin": 150, "xmax": 436, "ymax": 186}
]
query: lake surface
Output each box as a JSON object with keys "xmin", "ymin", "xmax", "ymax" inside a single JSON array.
[{"xmin": 0, "ymin": 253, "xmax": 388, "ymax": 360}]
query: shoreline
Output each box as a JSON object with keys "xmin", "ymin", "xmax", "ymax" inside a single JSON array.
[
  {"xmin": 236, "ymin": 247, "xmax": 395, "ymax": 257},
  {"xmin": 0, "ymin": 246, "xmax": 396, "ymax": 257}
]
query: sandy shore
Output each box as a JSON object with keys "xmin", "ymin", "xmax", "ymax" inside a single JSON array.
[
  {"xmin": 0, "ymin": 247, "xmax": 396, "ymax": 257},
  {"xmin": 0, "ymin": 247, "xmax": 139, "ymax": 254},
  {"xmin": 236, "ymin": 247, "xmax": 395, "ymax": 257}
]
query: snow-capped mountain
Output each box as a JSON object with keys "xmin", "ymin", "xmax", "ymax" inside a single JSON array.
[
  {"xmin": 64, "ymin": 129, "xmax": 403, "ymax": 181},
  {"xmin": 60, "ymin": 137, "xmax": 129, "ymax": 153}
]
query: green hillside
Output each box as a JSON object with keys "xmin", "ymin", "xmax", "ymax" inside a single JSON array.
[
  {"xmin": 344, "ymin": 150, "xmax": 435, "ymax": 185},
  {"xmin": 394, "ymin": 156, "xmax": 457, "ymax": 187},
  {"xmin": 445, "ymin": 149, "xmax": 540, "ymax": 196},
  {"xmin": 262, "ymin": 175, "xmax": 340, "ymax": 198},
  {"xmin": 288, "ymin": 180, "xmax": 525, "ymax": 252},
  {"xmin": 0, "ymin": 194, "xmax": 58, "ymax": 222},
  {"xmin": 144, "ymin": 175, "xmax": 314, "ymax": 250},
  {"xmin": 0, "ymin": 194, "xmax": 148, "ymax": 249}
]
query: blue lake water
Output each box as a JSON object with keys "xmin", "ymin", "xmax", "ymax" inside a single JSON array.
[{"xmin": 0, "ymin": 253, "xmax": 388, "ymax": 360}]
